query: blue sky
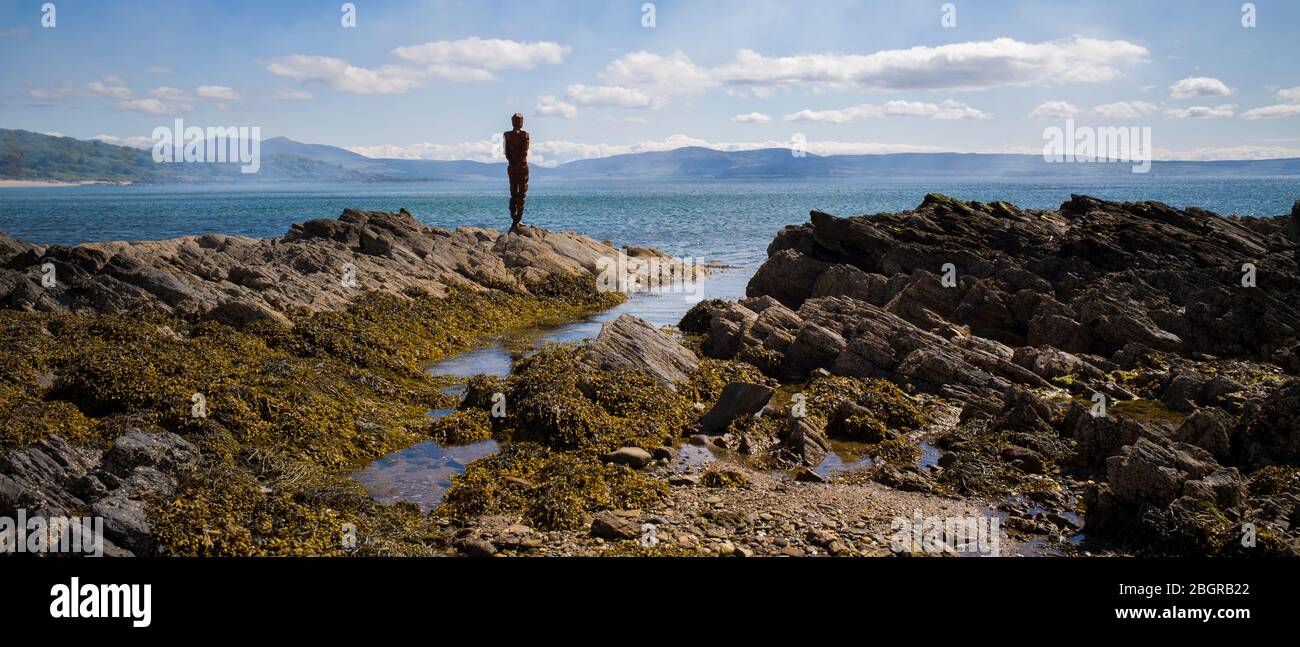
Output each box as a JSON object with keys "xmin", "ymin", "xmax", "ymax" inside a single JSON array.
[{"xmin": 2, "ymin": 0, "xmax": 1299, "ymax": 164}]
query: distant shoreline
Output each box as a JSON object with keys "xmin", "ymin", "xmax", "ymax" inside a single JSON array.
[{"xmin": 0, "ymin": 179, "xmax": 133, "ymax": 188}]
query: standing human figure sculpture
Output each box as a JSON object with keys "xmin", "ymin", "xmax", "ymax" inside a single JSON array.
[{"xmin": 504, "ymin": 113, "xmax": 530, "ymax": 232}]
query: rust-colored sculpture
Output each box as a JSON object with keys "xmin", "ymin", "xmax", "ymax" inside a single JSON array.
[{"xmin": 504, "ymin": 113, "xmax": 530, "ymax": 231}]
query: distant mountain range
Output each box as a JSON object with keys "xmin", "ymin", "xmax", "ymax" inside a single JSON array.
[{"xmin": 4, "ymin": 128, "xmax": 1300, "ymax": 184}]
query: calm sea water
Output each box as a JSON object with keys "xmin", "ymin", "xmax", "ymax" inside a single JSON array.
[{"xmin": 2, "ymin": 177, "xmax": 1297, "ymax": 270}]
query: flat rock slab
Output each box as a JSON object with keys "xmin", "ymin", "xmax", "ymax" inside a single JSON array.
[{"xmin": 582, "ymin": 314, "xmax": 699, "ymax": 389}]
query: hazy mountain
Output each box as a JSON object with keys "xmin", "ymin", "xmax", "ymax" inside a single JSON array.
[{"xmin": 4, "ymin": 129, "xmax": 1299, "ymax": 184}]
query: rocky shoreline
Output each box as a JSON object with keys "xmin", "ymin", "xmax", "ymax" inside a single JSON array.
[{"xmin": 2, "ymin": 195, "xmax": 1298, "ymax": 557}]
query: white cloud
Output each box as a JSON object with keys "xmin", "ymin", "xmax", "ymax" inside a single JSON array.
[
  {"xmin": 150, "ymin": 84, "xmax": 242, "ymax": 102},
  {"xmin": 268, "ymin": 38, "xmax": 567, "ymax": 94},
  {"xmin": 1028, "ymin": 101, "xmax": 1079, "ymax": 119},
  {"xmin": 149, "ymin": 87, "xmax": 194, "ymax": 101},
  {"xmin": 1165, "ymin": 104, "xmax": 1235, "ymax": 119},
  {"xmin": 196, "ymin": 85, "xmax": 241, "ymax": 100},
  {"xmin": 272, "ymin": 88, "xmax": 314, "ymax": 100},
  {"xmin": 32, "ymin": 75, "xmax": 134, "ymax": 101},
  {"xmin": 266, "ymin": 55, "xmax": 425, "ymax": 95},
  {"xmin": 786, "ymin": 100, "xmax": 989, "ymax": 123},
  {"xmin": 1241, "ymin": 104, "xmax": 1300, "ymax": 120},
  {"xmin": 601, "ymin": 51, "xmax": 717, "ymax": 95},
  {"xmin": 731, "ymin": 112, "xmax": 771, "ymax": 123},
  {"xmin": 392, "ymin": 37, "xmax": 569, "ymax": 77},
  {"xmin": 115, "ymin": 98, "xmax": 192, "ymax": 115},
  {"xmin": 84, "ymin": 75, "xmax": 133, "ymax": 99},
  {"xmin": 711, "ymin": 37, "xmax": 1148, "ymax": 92},
  {"xmin": 1278, "ymin": 86, "xmax": 1300, "ymax": 101},
  {"xmin": 1170, "ymin": 76, "xmax": 1231, "ymax": 98},
  {"xmin": 1092, "ymin": 100, "xmax": 1158, "ymax": 118},
  {"xmin": 535, "ymin": 95, "xmax": 577, "ymax": 119},
  {"xmin": 565, "ymin": 84, "xmax": 661, "ymax": 109}
]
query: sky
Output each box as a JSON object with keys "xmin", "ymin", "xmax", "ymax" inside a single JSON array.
[{"xmin": 2, "ymin": 0, "xmax": 1299, "ymax": 165}]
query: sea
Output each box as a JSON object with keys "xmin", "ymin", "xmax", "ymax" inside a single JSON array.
[{"xmin": 3, "ymin": 177, "xmax": 1297, "ymax": 272}]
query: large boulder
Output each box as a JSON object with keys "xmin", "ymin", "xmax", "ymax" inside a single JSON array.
[
  {"xmin": 581, "ymin": 314, "xmax": 699, "ymax": 389},
  {"xmin": 698, "ymin": 382, "xmax": 774, "ymax": 434}
]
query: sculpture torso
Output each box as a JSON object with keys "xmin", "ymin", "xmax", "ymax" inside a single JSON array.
[{"xmin": 504, "ymin": 129, "xmax": 529, "ymax": 169}]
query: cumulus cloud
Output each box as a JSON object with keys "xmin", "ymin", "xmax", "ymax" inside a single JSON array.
[
  {"xmin": 268, "ymin": 38, "xmax": 568, "ymax": 94},
  {"xmin": 1165, "ymin": 104, "xmax": 1235, "ymax": 119},
  {"xmin": 549, "ymin": 37, "xmax": 1144, "ymax": 114},
  {"xmin": 196, "ymin": 85, "xmax": 241, "ymax": 100},
  {"xmin": 115, "ymin": 98, "xmax": 192, "ymax": 115},
  {"xmin": 564, "ymin": 84, "xmax": 661, "ymax": 109},
  {"xmin": 150, "ymin": 84, "xmax": 242, "ymax": 102},
  {"xmin": 1240, "ymin": 86, "xmax": 1300, "ymax": 119},
  {"xmin": 266, "ymin": 54, "xmax": 424, "ymax": 95},
  {"xmin": 392, "ymin": 37, "xmax": 569, "ymax": 79},
  {"xmin": 711, "ymin": 37, "xmax": 1148, "ymax": 92},
  {"xmin": 1028, "ymin": 101, "xmax": 1079, "ymax": 119},
  {"xmin": 1092, "ymin": 100, "xmax": 1158, "ymax": 118},
  {"xmin": 731, "ymin": 112, "xmax": 771, "ymax": 123},
  {"xmin": 535, "ymin": 95, "xmax": 577, "ymax": 119},
  {"xmin": 786, "ymin": 100, "xmax": 989, "ymax": 123},
  {"xmin": 1170, "ymin": 76, "xmax": 1231, "ymax": 98},
  {"xmin": 601, "ymin": 51, "xmax": 717, "ymax": 95},
  {"xmin": 1241, "ymin": 104, "xmax": 1300, "ymax": 120},
  {"xmin": 31, "ymin": 75, "xmax": 134, "ymax": 101}
]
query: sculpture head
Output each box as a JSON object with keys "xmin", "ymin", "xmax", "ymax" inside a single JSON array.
[{"xmin": 511, "ymin": 113, "xmax": 524, "ymax": 130}]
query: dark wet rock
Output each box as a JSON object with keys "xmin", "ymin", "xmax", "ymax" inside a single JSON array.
[
  {"xmin": 0, "ymin": 435, "xmax": 101, "ymax": 517},
  {"xmin": 1232, "ymin": 380, "xmax": 1300, "ymax": 467},
  {"xmin": 698, "ymin": 382, "xmax": 773, "ymax": 433},
  {"xmin": 91, "ymin": 494, "xmax": 153, "ymax": 555},
  {"xmin": 582, "ymin": 314, "xmax": 699, "ymax": 389},
  {"xmin": 700, "ymin": 196, "xmax": 1299, "ymax": 400},
  {"xmin": 784, "ymin": 418, "xmax": 830, "ymax": 466},
  {"xmin": 746, "ymin": 249, "xmax": 830, "ymax": 309},
  {"xmin": 872, "ymin": 465, "xmax": 933, "ymax": 493},
  {"xmin": 101, "ymin": 430, "xmax": 199, "ymax": 478},
  {"xmin": 1000, "ymin": 446, "xmax": 1047, "ymax": 475},
  {"xmin": 589, "ymin": 512, "xmax": 641, "ymax": 540},
  {"xmin": 1073, "ymin": 413, "xmax": 1155, "ymax": 468},
  {"xmin": 1173, "ymin": 408, "xmax": 1234, "ymax": 462},
  {"xmin": 0, "ymin": 429, "xmax": 201, "ymax": 555},
  {"xmin": 651, "ymin": 446, "xmax": 677, "ymax": 462},
  {"xmin": 794, "ymin": 467, "xmax": 827, "ymax": 483},
  {"xmin": 455, "ymin": 537, "xmax": 498, "ymax": 557},
  {"xmin": 1106, "ymin": 439, "xmax": 1219, "ymax": 507}
]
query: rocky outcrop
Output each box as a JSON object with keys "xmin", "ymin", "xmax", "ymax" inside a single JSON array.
[
  {"xmin": 689, "ymin": 194, "xmax": 1300, "ymax": 555},
  {"xmin": 0, "ymin": 429, "xmax": 198, "ymax": 555},
  {"xmin": 0, "ymin": 209, "xmax": 662, "ymax": 324},
  {"xmin": 698, "ymin": 382, "xmax": 774, "ymax": 434},
  {"xmin": 692, "ymin": 194, "xmax": 1299, "ymax": 389},
  {"xmin": 581, "ymin": 314, "xmax": 700, "ymax": 389}
]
